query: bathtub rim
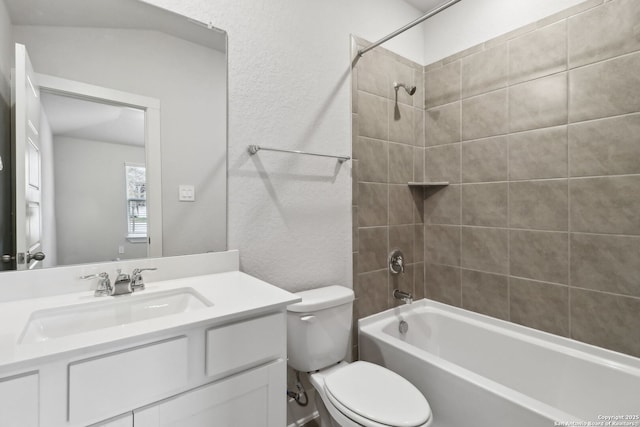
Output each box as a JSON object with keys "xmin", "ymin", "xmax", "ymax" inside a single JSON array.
[{"xmin": 359, "ymin": 299, "xmax": 640, "ymax": 371}]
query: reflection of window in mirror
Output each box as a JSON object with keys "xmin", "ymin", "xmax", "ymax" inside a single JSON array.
[{"xmin": 125, "ymin": 163, "xmax": 147, "ymax": 242}]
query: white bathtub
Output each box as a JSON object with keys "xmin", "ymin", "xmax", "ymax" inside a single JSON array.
[{"xmin": 358, "ymin": 299, "xmax": 640, "ymax": 427}]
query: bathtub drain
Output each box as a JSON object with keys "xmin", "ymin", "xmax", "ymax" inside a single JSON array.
[{"xmin": 399, "ymin": 320, "xmax": 408, "ymax": 334}]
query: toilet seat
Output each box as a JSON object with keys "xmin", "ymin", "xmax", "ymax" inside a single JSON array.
[{"xmin": 322, "ymin": 361, "xmax": 432, "ymax": 427}]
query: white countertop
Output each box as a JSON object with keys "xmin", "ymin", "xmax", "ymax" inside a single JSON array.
[{"xmin": 0, "ymin": 271, "xmax": 300, "ymax": 372}]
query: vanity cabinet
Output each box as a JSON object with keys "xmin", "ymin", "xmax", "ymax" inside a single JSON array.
[
  {"xmin": 134, "ymin": 359, "xmax": 284, "ymax": 427},
  {"xmin": 0, "ymin": 311, "xmax": 287, "ymax": 427}
]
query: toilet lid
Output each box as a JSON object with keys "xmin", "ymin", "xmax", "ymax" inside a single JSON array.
[{"xmin": 323, "ymin": 361, "xmax": 431, "ymax": 427}]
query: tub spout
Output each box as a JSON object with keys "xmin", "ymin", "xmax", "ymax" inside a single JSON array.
[{"xmin": 393, "ymin": 289, "xmax": 413, "ymax": 305}]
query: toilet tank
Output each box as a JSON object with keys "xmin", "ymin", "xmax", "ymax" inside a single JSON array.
[{"xmin": 287, "ymin": 286, "xmax": 354, "ymax": 372}]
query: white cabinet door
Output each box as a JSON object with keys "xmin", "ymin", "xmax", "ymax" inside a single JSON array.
[
  {"xmin": 134, "ymin": 360, "xmax": 285, "ymax": 427},
  {"xmin": 90, "ymin": 413, "xmax": 133, "ymax": 427},
  {"xmin": 0, "ymin": 373, "xmax": 39, "ymax": 427}
]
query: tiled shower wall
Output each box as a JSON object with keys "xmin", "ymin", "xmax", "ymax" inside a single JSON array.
[
  {"xmin": 351, "ymin": 37, "xmax": 426, "ymax": 356},
  {"xmin": 353, "ymin": 0, "xmax": 640, "ymax": 358},
  {"xmin": 423, "ymin": 0, "xmax": 640, "ymax": 358}
]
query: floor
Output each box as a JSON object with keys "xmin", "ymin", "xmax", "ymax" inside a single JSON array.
[{"xmin": 301, "ymin": 419, "xmax": 320, "ymax": 427}]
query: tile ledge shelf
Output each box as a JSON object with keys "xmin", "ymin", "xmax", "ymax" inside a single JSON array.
[{"xmin": 408, "ymin": 182, "xmax": 450, "ymax": 187}]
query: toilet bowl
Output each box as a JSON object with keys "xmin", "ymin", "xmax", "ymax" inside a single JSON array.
[
  {"xmin": 287, "ymin": 286, "xmax": 433, "ymax": 427},
  {"xmin": 310, "ymin": 361, "xmax": 432, "ymax": 427}
]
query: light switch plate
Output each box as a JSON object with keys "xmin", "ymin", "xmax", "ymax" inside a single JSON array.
[{"xmin": 179, "ymin": 185, "xmax": 195, "ymax": 202}]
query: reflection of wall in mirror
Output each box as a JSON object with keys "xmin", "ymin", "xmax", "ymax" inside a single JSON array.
[
  {"xmin": 53, "ymin": 136, "xmax": 146, "ymax": 265},
  {"xmin": 13, "ymin": 26, "xmax": 227, "ymax": 256},
  {"xmin": 38, "ymin": 110, "xmax": 57, "ymax": 267},
  {"xmin": 0, "ymin": 0, "xmax": 11, "ymax": 270}
]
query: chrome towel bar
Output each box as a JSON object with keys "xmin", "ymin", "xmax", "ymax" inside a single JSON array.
[{"xmin": 247, "ymin": 145, "xmax": 351, "ymax": 163}]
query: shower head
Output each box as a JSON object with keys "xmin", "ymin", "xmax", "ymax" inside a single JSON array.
[{"xmin": 394, "ymin": 82, "xmax": 417, "ymax": 96}]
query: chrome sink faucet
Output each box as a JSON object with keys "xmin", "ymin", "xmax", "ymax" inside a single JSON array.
[
  {"xmin": 113, "ymin": 269, "xmax": 133, "ymax": 296},
  {"xmin": 393, "ymin": 289, "xmax": 413, "ymax": 305},
  {"xmin": 81, "ymin": 267, "xmax": 157, "ymax": 297}
]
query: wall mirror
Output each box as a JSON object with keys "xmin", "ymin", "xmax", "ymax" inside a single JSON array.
[{"xmin": 0, "ymin": 0, "xmax": 228, "ymax": 271}]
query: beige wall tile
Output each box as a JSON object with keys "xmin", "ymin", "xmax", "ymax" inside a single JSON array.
[
  {"xmin": 414, "ymin": 224, "xmax": 424, "ymax": 261},
  {"xmin": 569, "ymin": 114, "xmax": 640, "ymax": 177},
  {"xmin": 389, "ymin": 185, "xmax": 416, "ymax": 225},
  {"xmin": 393, "ymin": 60, "xmax": 417, "ymax": 107},
  {"xmin": 461, "ymin": 227, "xmax": 509, "ymax": 274},
  {"xmin": 462, "ymin": 136, "xmax": 508, "ymax": 183},
  {"xmin": 414, "ymin": 262, "xmax": 426, "ymax": 300},
  {"xmin": 570, "ymin": 176, "xmax": 640, "ymax": 235},
  {"xmin": 425, "ymin": 225, "xmax": 460, "ymax": 266},
  {"xmin": 462, "ymin": 89, "xmax": 509, "ymax": 140},
  {"xmin": 389, "ymin": 101, "xmax": 415, "ymax": 145},
  {"xmin": 413, "ymin": 108, "xmax": 425, "ymax": 147},
  {"xmin": 509, "ymin": 126, "xmax": 568, "ymax": 180},
  {"xmin": 358, "ymin": 91, "xmax": 388, "ymax": 140},
  {"xmin": 510, "ymin": 230, "xmax": 568, "ymax": 284},
  {"xmin": 358, "ymin": 182, "xmax": 388, "ymax": 227},
  {"xmin": 461, "ymin": 269, "xmax": 509, "ymax": 320},
  {"xmin": 425, "ymin": 263, "xmax": 461, "ymax": 306},
  {"xmin": 352, "ymin": 207, "xmax": 358, "ymax": 250},
  {"xmin": 357, "ymin": 49, "xmax": 393, "ymax": 99},
  {"xmin": 358, "ymin": 227, "xmax": 388, "ymax": 273},
  {"xmin": 426, "ymin": 102, "xmax": 461, "ymax": 146},
  {"xmin": 389, "ymin": 143, "xmax": 414, "ymax": 184},
  {"xmin": 425, "ymin": 143, "xmax": 461, "ymax": 183},
  {"xmin": 510, "ymin": 278, "xmax": 570, "ymax": 336},
  {"xmin": 425, "ymin": 60, "xmax": 461, "ymax": 108},
  {"xmin": 413, "ymin": 147, "xmax": 425, "ymax": 182},
  {"xmin": 354, "ymin": 137, "xmax": 388, "ymax": 183},
  {"xmin": 389, "ymin": 224, "xmax": 415, "ymax": 264},
  {"xmin": 571, "ymin": 233, "xmax": 640, "ymax": 298},
  {"xmin": 569, "ymin": 52, "xmax": 640, "ymax": 123},
  {"xmin": 509, "ymin": 180, "xmax": 568, "ymax": 231},
  {"xmin": 568, "ymin": 0, "xmax": 640, "ymax": 68},
  {"xmin": 571, "ymin": 288, "xmax": 640, "ymax": 357},
  {"xmin": 424, "ymin": 184, "xmax": 461, "ymax": 225},
  {"xmin": 509, "ymin": 20, "xmax": 567, "ymax": 85},
  {"xmin": 462, "ymin": 183, "xmax": 508, "ymax": 227},
  {"xmin": 509, "ymin": 73, "xmax": 568, "ymax": 133},
  {"xmin": 355, "ymin": 270, "xmax": 389, "ymax": 317},
  {"xmin": 462, "ymin": 44, "xmax": 508, "ymax": 98},
  {"xmin": 352, "ymin": 160, "xmax": 359, "ymax": 201}
]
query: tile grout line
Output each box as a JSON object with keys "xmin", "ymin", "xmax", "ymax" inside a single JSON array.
[
  {"xmin": 458, "ymin": 59, "xmax": 463, "ymax": 308},
  {"xmin": 566, "ymin": 21, "xmax": 573, "ymax": 338},
  {"xmin": 506, "ymin": 40, "xmax": 512, "ymax": 321}
]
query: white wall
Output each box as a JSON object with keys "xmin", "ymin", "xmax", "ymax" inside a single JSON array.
[
  {"xmin": 53, "ymin": 136, "xmax": 147, "ymax": 265},
  {"xmin": 38, "ymin": 110, "xmax": 58, "ymax": 267},
  {"xmin": 422, "ymin": 0, "xmax": 587, "ymax": 64},
  {"xmin": 134, "ymin": 0, "xmax": 425, "ymax": 293},
  {"xmin": 13, "ymin": 26, "xmax": 228, "ymax": 257}
]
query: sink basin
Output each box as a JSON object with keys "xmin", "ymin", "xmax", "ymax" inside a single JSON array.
[{"xmin": 19, "ymin": 288, "xmax": 212, "ymax": 344}]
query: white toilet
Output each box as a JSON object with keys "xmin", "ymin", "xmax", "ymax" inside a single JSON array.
[{"xmin": 287, "ymin": 286, "xmax": 433, "ymax": 427}]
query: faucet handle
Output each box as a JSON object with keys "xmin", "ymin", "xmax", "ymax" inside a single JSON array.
[
  {"xmin": 81, "ymin": 272, "xmax": 112, "ymax": 297},
  {"xmin": 131, "ymin": 267, "xmax": 157, "ymax": 291}
]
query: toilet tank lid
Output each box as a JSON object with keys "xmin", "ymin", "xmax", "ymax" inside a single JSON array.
[{"xmin": 287, "ymin": 286, "xmax": 354, "ymax": 313}]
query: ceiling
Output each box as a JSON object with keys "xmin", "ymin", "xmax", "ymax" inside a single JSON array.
[
  {"xmin": 41, "ymin": 92, "xmax": 145, "ymax": 147},
  {"xmin": 403, "ymin": 0, "xmax": 453, "ymax": 13},
  {"xmin": 5, "ymin": 0, "xmax": 226, "ymax": 52}
]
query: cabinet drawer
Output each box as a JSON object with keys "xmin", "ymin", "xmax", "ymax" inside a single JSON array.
[
  {"xmin": 0, "ymin": 372, "xmax": 39, "ymax": 427},
  {"xmin": 69, "ymin": 336, "xmax": 188, "ymax": 424},
  {"xmin": 206, "ymin": 313, "xmax": 285, "ymax": 377}
]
